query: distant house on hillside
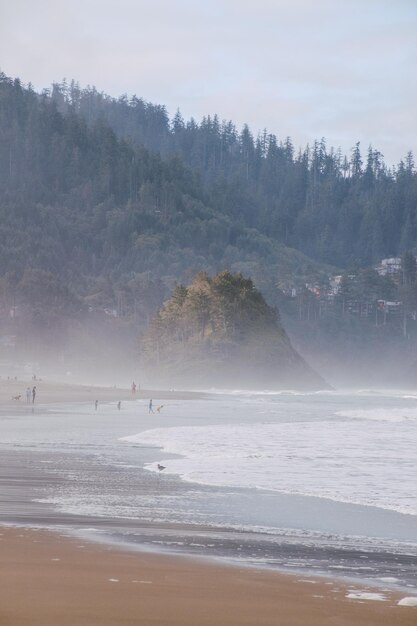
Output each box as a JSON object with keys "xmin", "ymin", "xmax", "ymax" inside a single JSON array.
[
  {"xmin": 375, "ymin": 257, "xmax": 402, "ymax": 277},
  {"xmin": 377, "ymin": 300, "xmax": 402, "ymax": 315},
  {"xmin": 347, "ymin": 301, "xmax": 374, "ymax": 316},
  {"xmin": 329, "ymin": 275, "xmax": 343, "ymax": 296},
  {"xmin": 305, "ymin": 283, "xmax": 322, "ymax": 297}
]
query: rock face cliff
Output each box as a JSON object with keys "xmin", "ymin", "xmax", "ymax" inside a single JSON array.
[{"xmin": 142, "ymin": 271, "xmax": 327, "ymax": 390}]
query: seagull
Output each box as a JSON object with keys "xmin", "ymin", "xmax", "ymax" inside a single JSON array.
[{"xmin": 157, "ymin": 464, "xmax": 166, "ymax": 471}]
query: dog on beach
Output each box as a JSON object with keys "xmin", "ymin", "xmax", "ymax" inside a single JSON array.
[{"xmin": 12, "ymin": 395, "xmax": 21, "ymax": 400}]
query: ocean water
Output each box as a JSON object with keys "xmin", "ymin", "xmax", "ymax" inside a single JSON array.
[
  {"xmin": 122, "ymin": 404, "xmax": 417, "ymax": 516},
  {"xmin": 1, "ymin": 388, "xmax": 417, "ymax": 589}
]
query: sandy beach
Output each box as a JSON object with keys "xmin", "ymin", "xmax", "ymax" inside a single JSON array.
[
  {"xmin": 1, "ymin": 380, "xmax": 416, "ymax": 625},
  {"xmin": 0, "ymin": 378, "xmax": 202, "ymax": 408},
  {"xmin": 0, "ymin": 526, "xmax": 415, "ymax": 626}
]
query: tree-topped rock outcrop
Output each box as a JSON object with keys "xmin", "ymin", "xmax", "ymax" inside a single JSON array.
[{"xmin": 142, "ymin": 271, "xmax": 327, "ymax": 390}]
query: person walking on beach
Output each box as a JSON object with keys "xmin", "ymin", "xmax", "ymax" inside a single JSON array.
[
  {"xmin": 26, "ymin": 387, "xmax": 31, "ymax": 404},
  {"xmin": 95, "ymin": 400, "xmax": 98, "ymax": 410},
  {"xmin": 131, "ymin": 381, "xmax": 136, "ymax": 394},
  {"xmin": 149, "ymin": 399, "xmax": 154, "ymax": 414},
  {"xmin": 32, "ymin": 386, "xmax": 36, "ymax": 404},
  {"xmin": 117, "ymin": 401, "xmax": 121, "ymax": 410}
]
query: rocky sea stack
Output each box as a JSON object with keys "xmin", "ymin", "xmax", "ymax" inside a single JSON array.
[{"xmin": 142, "ymin": 271, "xmax": 327, "ymax": 390}]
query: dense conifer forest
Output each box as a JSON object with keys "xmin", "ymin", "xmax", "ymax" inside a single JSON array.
[
  {"xmin": 1, "ymin": 71, "xmax": 417, "ymax": 383},
  {"xmin": 46, "ymin": 77, "xmax": 417, "ymax": 268}
]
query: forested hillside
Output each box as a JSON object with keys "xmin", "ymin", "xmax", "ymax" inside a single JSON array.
[
  {"xmin": 1, "ymin": 71, "xmax": 417, "ymax": 384},
  {"xmin": 0, "ymin": 73, "xmax": 330, "ymax": 293},
  {"xmin": 48, "ymin": 79, "xmax": 417, "ymax": 268}
]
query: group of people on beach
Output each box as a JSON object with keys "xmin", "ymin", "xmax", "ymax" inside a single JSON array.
[
  {"xmin": 131, "ymin": 383, "xmax": 163, "ymax": 414},
  {"xmin": 16, "ymin": 379, "xmax": 165, "ymax": 416}
]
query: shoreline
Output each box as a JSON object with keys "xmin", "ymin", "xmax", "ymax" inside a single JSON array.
[
  {"xmin": 1, "ymin": 381, "xmax": 416, "ymax": 623},
  {"xmin": 0, "ymin": 378, "xmax": 205, "ymax": 409},
  {"xmin": 0, "ymin": 525, "xmax": 416, "ymax": 626}
]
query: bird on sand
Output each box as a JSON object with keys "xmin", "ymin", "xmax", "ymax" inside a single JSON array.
[{"xmin": 157, "ymin": 464, "xmax": 166, "ymax": 471}]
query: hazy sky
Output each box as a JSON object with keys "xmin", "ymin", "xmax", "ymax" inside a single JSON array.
[{"xmin": 1, "ymin": 0, "xmax": 416, "ymax": 165}]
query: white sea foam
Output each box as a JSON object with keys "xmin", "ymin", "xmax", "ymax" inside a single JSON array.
[
  {"xmin": 337, "ymin": 407, "xmax": 417, "ymax": 422},
  {"xmin": 121, "ymin": 415, "xmax": 417, "ymax": 515},
  {"xmin": 398, "ymin": 597, "xmax": 417, "ymax": 606},
  {"xmin": 346, "ymin": 591, "xmax": 387, "ymax": 601},
  {"xmin": 201, "ymin": 388, "xmax": 341, "ymax": 397},
  {"xmin": 132, "ymin": 580, "xmax": 153, "ymax": 584},
  {"xmin": 379, "ymin": 577, "xmax": 400, "ymax": 584}
]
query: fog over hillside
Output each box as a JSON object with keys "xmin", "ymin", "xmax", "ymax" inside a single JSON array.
[{"xmin": 0, "ymin": 72, "xmax": 417, "ymax": 388}]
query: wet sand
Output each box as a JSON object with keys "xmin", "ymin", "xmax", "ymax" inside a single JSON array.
[
  {"xmin": 1, "ymin": 381, "xmax": 416, "ymax": 624},
  {"xmin": 0, "ymin": 526, "xmax": 415, "ymax": 626}
]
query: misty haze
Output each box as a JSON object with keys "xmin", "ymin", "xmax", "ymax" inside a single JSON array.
[{"xmin": 0, "ymin": 2, "xmax": 417, "ymax": 625}]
